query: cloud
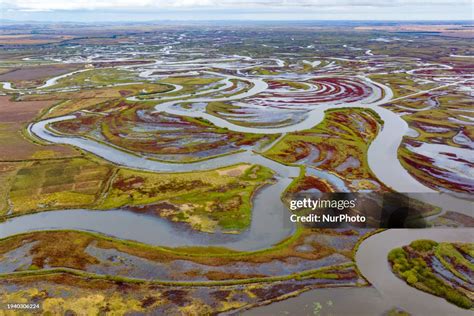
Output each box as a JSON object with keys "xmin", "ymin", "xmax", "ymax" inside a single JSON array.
[{"xmin": 2, "ymin": 0, "xmax": 471, "ymax": 11}]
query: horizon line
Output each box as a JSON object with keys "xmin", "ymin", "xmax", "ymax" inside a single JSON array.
[{"xmin": 2, "ymin": 19, "xmax": 473, "ymax": 23}]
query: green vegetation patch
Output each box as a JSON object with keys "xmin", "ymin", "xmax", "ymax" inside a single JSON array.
[
  {"xmin": 388, "ymin": 240, "xmax": 473, "ymax": 309},
  {"xmin": 99, "ymin": 164, "xmax": 274, "ymax": 232},
  {"xmin": 264, "ymin": 108, "xmax": 386, "ymax": 192},
  {"xmin": 369, "ymin": 73, "xmax": 436, "ymax": 99},
  {"xmin": 9, "ymin": 158, "xmax": 113, "ymax": 215},
  {"xmin": 43, "ymin": 68, "xmax": 141, "ymax": 90},
  {"xmin": 2, "ymin": 154, "xmax": 275, "ymax": 233}
]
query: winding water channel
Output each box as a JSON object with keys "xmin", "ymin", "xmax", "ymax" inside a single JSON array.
[
  {"xmin": 1, "ymin": 59, "xmax": 472, "ymax": 312},
  {"xmin": 2, "ymin": 63, "xmax": 472, "ymax": 245},
  {"xmin": 355, "ymin": 229, "xmax": 473, "ymax": 315}
]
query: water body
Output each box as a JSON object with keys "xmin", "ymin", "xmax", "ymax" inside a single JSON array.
[
  {"xmin": 24, "ymin": 68, "xmax": 472, "ymax": 242},
  {"xmin": 1, "ymin": 56, "xmax": 472, "ymax": 314},
  {"xmin": 17, "ymin": 118, "xmax": 300, "ymax": 251},
  {"xmin": 0, "ymin": 175, "xmax": 294, "ymax": 251},
  {"xmin": 38, "ymin": 69, "xmax": 91, "ymax": 89},
  {"xmin": 356, "ymin": 229, "xmax": 473, "ymax": 316},
  {"xmin": 244, "ymin": 287, "xmax": 398, "ymax": 316}
]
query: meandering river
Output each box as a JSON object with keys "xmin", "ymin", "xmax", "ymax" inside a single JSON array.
[
  {"xmin": 0, "ymin": 59, "xmax": 472, "ymax": 312},
  {"xmin": 2, "ymin": 62, "xmax": 470, "ymax": 246}
]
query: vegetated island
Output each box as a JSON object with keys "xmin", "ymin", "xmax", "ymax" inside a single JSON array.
[{"xmin": 388, "ymin": 239, "xmax": 474, "ymax": 309}]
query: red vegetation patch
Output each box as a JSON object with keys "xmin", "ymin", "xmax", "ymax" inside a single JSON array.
[{"xmin": 292, "ymin": 176, "xmax": 334, "ymax": 193}]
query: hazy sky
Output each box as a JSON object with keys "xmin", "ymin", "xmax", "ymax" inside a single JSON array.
[{"xmin": 2, "ymin": 0, "xmax": 473, "ymax": 22}]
